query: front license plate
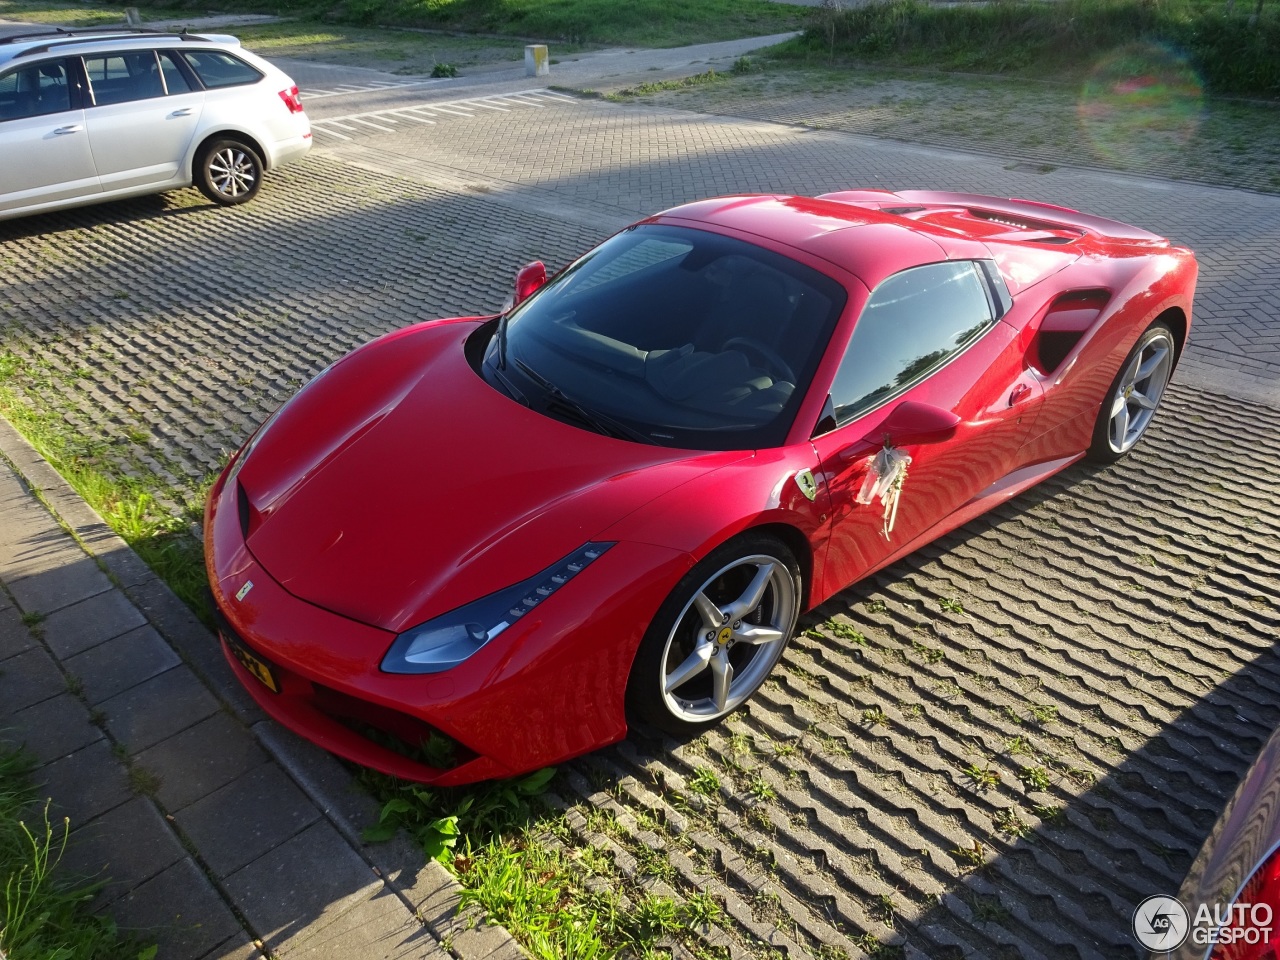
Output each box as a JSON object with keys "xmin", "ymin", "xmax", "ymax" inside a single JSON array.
[{"xmin": 223, "ymin": 631, "xmax": 280, "ymax": 693}]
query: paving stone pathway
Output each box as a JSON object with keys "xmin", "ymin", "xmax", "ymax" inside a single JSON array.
[{"xmin": 0, "ymin": 423, "xmax": 522, "ymax": 959}]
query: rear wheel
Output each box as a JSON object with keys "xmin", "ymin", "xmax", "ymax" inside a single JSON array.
[
  {"xmin": 197, "ymin": 138, "xmax": 263, "ymax": 206},
  {"xmin": 1088, "ymin": 320, "xmax": 1175, "ymax": 463},
  {"xmin": 627, "ymin": 533, "xmax": 801, "ymax": 737}
]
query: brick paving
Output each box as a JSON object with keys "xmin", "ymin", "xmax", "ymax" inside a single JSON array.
[{"xmin": 0, "ymin": 61, "xmax": 1278, "ymax": 960}]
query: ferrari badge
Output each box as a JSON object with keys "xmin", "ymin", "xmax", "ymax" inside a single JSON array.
[{"xmin": 794, "ymin": 469, "xmax": 818, "ymax": 501}]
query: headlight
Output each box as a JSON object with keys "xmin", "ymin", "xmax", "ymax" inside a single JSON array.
[{"xmin": 381, "ymin": 542, "xmax": 615, "ymax": 674}]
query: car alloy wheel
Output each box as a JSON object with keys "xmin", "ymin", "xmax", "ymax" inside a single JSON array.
[
  {"xmin": 1089, "ymin": 320, "xmax": 1175, "ymax": 462},
  {"xmin": 197, "ymin": 139, "xmax": 263, "ymax": 206},
  {"xmin": 629, "ymin": 534, "xmax": 801, "ymax": 736}
]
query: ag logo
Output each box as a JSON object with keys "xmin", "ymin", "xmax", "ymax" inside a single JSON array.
[
  {"xmin": 794, "ymin": 469, "xmax": 818, "ymax": 502},
  {"xmin": 1133, "ymin": 894, "xmax": 1190, "ymax": 951}
]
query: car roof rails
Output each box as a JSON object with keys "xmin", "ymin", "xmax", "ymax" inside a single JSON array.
[{"xmin": 3, "ymin": 26, "xmax": 215, "ymax": 58}]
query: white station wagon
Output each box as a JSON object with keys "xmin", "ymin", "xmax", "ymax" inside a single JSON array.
[{"xmin": 0, "ymin": 28, "xmax": 311, "ymax": 220}]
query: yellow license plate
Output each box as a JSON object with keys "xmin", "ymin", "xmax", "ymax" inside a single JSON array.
[{"xmin": 223, "ymin": 632, "xmax": 280, "ymax": 693}]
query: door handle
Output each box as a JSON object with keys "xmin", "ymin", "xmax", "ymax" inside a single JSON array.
[
  {"xmin": 53, "ymin": 124, "xmax": 82, "ymax": 135},
  {"xmin": 169, "ymin": 108, "xmax": 192, "ymax": 117},
  {"xmin": 1008, "ymin": 383, "xmax": 1032, "ymax": 407}
]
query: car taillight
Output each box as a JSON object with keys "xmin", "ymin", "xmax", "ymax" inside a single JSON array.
[
  {"xmin": 1209, "ymin": 845, "xmax": 1280, "ymax": 960},
  {"xmin": 278, "ymin": 85, "xmax": 304, "ymax": 114}
]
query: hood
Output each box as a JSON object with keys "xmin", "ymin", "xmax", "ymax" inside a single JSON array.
[{"xmin": 236, "ymin": 320, "xmax": 741, "ymax": 632}]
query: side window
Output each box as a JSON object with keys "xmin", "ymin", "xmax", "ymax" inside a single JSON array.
[
  {"xmin": 0, "ymin": 58, "xmax": 74, "ymax": 121},
  {"xmin": 157, "ymin": 52, "xmax": 193, "ymax": 94},
  {"xmin": 830, "ymin": 261, "xmax": 996, "ymax": 423},
  {"xmin": 179, "ymin": 51, "xmax": 262, "ymax": 89},
  {"xmin": 84, "ymin": 52, "xmax": 165, "ymax": 105}
]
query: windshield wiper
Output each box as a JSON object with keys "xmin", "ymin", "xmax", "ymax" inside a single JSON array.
[{"xmin": 512, "ymin": 358, "xmax": 655, "ymax": 444}]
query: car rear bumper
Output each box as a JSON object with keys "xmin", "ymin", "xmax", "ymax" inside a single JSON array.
[{"xmin": 266, "ymin": 128, "xmax": 311, "ymax": 171}]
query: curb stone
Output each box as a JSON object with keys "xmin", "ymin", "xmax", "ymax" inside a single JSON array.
[{"xmin": 0, "ymin": 416, "xmax": 526, "ymax": 960}]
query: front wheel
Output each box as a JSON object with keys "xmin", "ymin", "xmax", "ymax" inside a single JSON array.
[
  {"xmin": 627, "ymin": 533, "xmax": 801, "ymax": 737},
  {"xmin": 197, "ymin": 139, "xmax": 263, "ymax": 206},
  {"xmin": 1088, "ymin": 320, "xmax": 1175, "ymax": 463}
]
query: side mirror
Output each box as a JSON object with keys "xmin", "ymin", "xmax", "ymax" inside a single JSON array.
[
  {"xmin": 868, "ymin": 400, "xmax": 960, "ymax": 446},
  {"xmin": 513, "ymin": 260, "xmax": 547, "ymax": 307}
]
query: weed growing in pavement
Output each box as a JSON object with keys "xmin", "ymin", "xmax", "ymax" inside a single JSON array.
[
  {"xmin": 861, "ymin": 706, "xmax": 889, "ymax": 726},
  {"xmin": 871, "ymin": 892, "xmax": 897, "ymax": 926},
  {"xmin": 991, "ymin": 808, "xmax": 1031, "ymax": 838},
  {"xmin": 689, "ymin": 766, "xmax": 722, "ymax": 797},
  {"xmin": 748, "ymin": 775, "xmax": 776, "ymax": 803},
  {"xmin": 430, "ymin": 62, "xmax": 458, "ymax": 77},
  {"xmin": 938, "ymin": 597, "xmax": 964, "ymax": 614},
  {"xmin": 825, "ymin": 618, "xmax": 868, "ymax": 645},
  {"xmin": 0, "ymin": 747, "xmax": 154, "ymax": 960},
  {"xmin": 961, "ymin": 763, "xmax": 1000, "ymax": 790},
  {"xmin": 1027, "ymin": 703, "xmax": 1059, "ymax": 725},
  {"xmin": 949, "ymin": 839, "xmax": 986, "ymax": 868},
  {"xmin": 968, "ymin": 892, "xmax": 1010, "ymax": 923},
  {"xmin": 1018, "ymin": 766, "xmax": 1052, "ymax": 791}
]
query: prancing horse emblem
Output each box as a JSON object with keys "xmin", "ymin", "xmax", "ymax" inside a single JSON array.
[
  {"xmin": 236, "ymin": 580, "xmax": 254, "ymax": 602},
  {"xmin": 794, "ymin": 469, "xmax": 818, "ymax": 502}
]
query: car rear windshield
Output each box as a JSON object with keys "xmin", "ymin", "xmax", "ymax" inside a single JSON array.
[{"xmin": 483, "ymin": 224, "xmax": 846, "ymax": 450}]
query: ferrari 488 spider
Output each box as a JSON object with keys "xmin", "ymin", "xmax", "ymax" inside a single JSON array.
[{"xmin": 205, "ymin": 189, "xmax": 1197, "ymax": 785}]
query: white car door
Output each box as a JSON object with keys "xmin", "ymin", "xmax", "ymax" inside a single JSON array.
[
  {"xmin": 0, "ymin": 56, "xmax": 100, "ymax": 213},
  {"xmin": 82, "ymin": 50, "xmax": 203, "ymax": 192}
]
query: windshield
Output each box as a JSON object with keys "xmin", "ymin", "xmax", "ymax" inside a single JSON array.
[{"xmin": 482, "ymin": 224, "xmax": 847, "ymax": 450}]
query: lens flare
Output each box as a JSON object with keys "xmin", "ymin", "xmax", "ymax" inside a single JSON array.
[{"xmin": 1077, "ymin": 43, "xmax": 1204, "ymax": 168}]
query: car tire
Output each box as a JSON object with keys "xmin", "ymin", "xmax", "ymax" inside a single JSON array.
[
  {"xmin": 627, "ymin": 532, "xmax": 801, "ymax": 738},
  {"xmin": 1087, "ymin": 320, "xmax": 1176, "ymax": 464},
  {"xmin": 196, "ymin": 138, "xmax": 263, "ymax": 206}
]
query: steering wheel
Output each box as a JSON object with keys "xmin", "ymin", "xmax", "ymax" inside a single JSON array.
[{"xmin": 723, "ymin": 337, "xmax": 796, "ymax": 383}]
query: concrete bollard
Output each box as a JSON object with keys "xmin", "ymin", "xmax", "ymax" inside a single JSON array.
[
  {"xmin": 124, "ymin": 6, "xmax": 141, "ymax": 26},
  {"xmin": 525, "ymin": 44, "xmax": 549, "ymax": 77}
]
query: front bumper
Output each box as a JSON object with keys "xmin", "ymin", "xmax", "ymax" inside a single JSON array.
[{"xmin": 205, "ymin": 464, "xmax": 691, "ymax": 784}]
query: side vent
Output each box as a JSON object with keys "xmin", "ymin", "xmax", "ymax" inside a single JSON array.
[
  {"xmin": 236, "ymin": 482, "xmax": 253, "ymax": 538},
  {"xmin": 1034, "ymin": 289, "xmax": 1110, "ymax": 374}
]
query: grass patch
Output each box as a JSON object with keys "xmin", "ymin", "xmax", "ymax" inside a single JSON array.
[
  {"xmin": 3, "ymin": 0, "xmax": 809, "ymax": 47},
  {"xmin": 362, "ymin": 766, "xmax": 725, "ymax": 958},
  {"xmin": 782, "ymin": 0, "xmax": 1280, "ymax": 97},
  {"xmin": 0, "ymin": 747, "xmax": 154, "ymax": 960},
  {"xmin": 608, "ymin": 68, "xmax": 725, "ymax": 99}
]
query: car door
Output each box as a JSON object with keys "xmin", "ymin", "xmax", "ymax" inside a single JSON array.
[
  {"xmin": 0, "ymin": 56, "xmax": 99, "ymax": 213},
  {"xmin": 81, "ymin": 49, "xmax": 204, "ymax": 192},
  {"xmin": 810, "ymin": 260, "xmax": 1044, "ymax": 597}
]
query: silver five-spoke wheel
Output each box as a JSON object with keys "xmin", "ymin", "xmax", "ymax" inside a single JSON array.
[
  {"xmin": 1089, "ymin": 320, "xmax": 1176, "ymax": 463},
  {"xmin": 1108, "ymin": 330, "xmax": 1173, "ymax": 454},
  {"xmin": 628, "ymin": 535, "xmax": 801, "ymax": 735}
]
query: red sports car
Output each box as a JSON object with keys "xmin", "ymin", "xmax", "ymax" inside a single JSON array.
[{"xmin": 205, "ymin": 190, "xmax": 1198, "ymax": 785}]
